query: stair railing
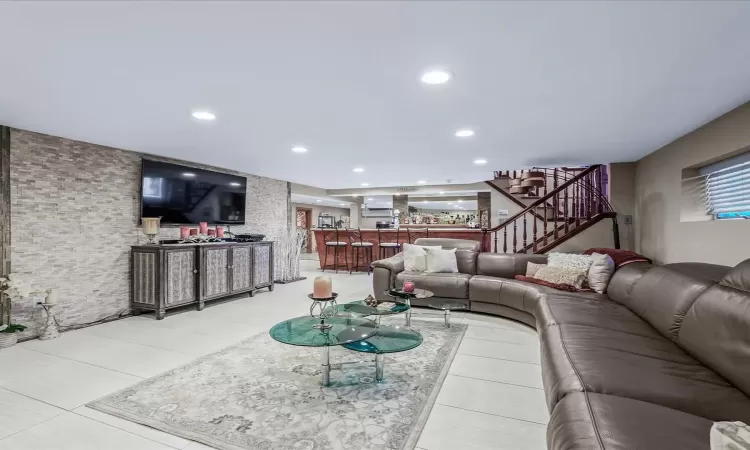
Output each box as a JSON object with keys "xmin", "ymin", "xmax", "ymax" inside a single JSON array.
[{"xmin": 483, "ymin": 165, "xmax": 618, "ymax": 253}]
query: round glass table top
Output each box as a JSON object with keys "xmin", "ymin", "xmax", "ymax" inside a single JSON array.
[
  {"xmin": 342, "ymin": 324, "xmax": 423, "ymax": 354},
  {"xmin": 269, "ymin": 316, "xmax": 378, "ymax": 347},
  {"xmin": 427, "ymin": 302, "xmax": 468, "ymax": 311},
  {"xmin": 384, "ymin": 288, "xmax": 434, "ymax": 299},
  {"xmin": 331, "ymin": 300, "xmax": 410, "ymax": 318}
]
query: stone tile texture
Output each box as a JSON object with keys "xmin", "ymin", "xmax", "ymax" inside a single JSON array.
[{"xmin": 10, "ymin": 129, "xmax": 289, "ymax": 337}]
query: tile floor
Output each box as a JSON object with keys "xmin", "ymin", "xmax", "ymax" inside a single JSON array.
[{"xmin": 0, "ymin": 260, "xmax": 548, "ymax": 449}]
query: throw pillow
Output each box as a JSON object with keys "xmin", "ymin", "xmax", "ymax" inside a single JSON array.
[
  {"xmin": 526, "ymin": 262, "xmax": 546, "ymax": 277},
  {"xmin": 535, "ymin": 266, "xmax": 587, "ymax": 289},
  {"xmin": 587, "ymin": 252, "xmax": 615, "ymax": 294},
  {"xmin": 425, "ymin": 247, "xmax": 459, "ymax": 273},
  {"xmin": 548, "ymin": 252, "xmax": 593, "ymax": 272},
  {"xmin": 402, "ymin": 244, "xmax": 441, "ymax": 272}
]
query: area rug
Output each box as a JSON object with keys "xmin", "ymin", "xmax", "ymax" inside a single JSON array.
[{"xmin": 88, "ymin": 317, "xmax": 466, "ymax": 450}]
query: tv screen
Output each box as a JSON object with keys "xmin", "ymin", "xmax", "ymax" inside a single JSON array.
[{"xmin": 140, "ymin": 159, "xmax": 247, "ymax": 225}]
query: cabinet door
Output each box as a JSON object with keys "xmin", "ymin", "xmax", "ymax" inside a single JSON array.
[
  {"xmin": 203, "ymin": 247, "xmax": 230, "ymax": 299},
  {"xmin": 253, "ymin": 243, "xmax": 273, "ymax": 288},
  {"xmin": 231, "ymin": 245, "xmax": 253, "ymax": 292},
  {"xmin": 164, "ymin": 249, "xmax": 196, "ymax": 306}
]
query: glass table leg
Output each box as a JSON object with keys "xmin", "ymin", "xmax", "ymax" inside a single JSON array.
[
  {"xmin": 445, "ymin": 309, "xmax": 451, "ymax": 328},
  {"xmin": 406, "ymin": 298, "xmax": 412, "ymax": 327},
  {"xmin": 375, "ymin": 353, "xmax": 384, "ymax": 382},
  {"xmin": 321, "ymin": 347, "xmax": 330, "ymax": 386}
]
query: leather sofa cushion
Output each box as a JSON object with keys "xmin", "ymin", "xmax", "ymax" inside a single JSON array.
[
  {"xmin": 535, "ymin": 295, "xmax": 659, "ymax": 337},
  {"xmin": 476, "ymin": 253, "xmax": 548, "ymax": 279},
  {"xmin": 540, "ymin": 323, "xmax": 750, "ymax": 422},
  {"xmin": 395, "ymin": 271, "xmax": 471, "ymax": 299},
  {"xmin": 663, "ymin": 261, "xmax": 731, "ymax": 283},
  {"xmin": 606, "ymin": 262, "xmax": 653, "ymax": 306},
  {"xmin": 678, "ymin": 261, "xmax": 750, "ymax": 397},
  {"xmin": 620, "ymin": 266, "xmax": 714, "ymax": 341},
  {"xmin": 413, "ymin": 238, "xmax": 479, "ymax": 275},
  {"xmin": 548, "ymin": 392, "xmax": 712, "ymax": 450}
]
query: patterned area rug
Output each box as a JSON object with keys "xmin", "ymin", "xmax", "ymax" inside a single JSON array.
[{"xmin": 88, "ymin": 317, "xmax": 466, "ymax": 450}]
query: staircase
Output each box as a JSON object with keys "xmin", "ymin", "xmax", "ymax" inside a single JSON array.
[{"xmin": 483, "ymin": 165, "xmax": 619, "ymax": 253}]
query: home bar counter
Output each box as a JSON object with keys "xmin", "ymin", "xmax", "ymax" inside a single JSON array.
[{"xmin": 311, "ymin": 228, "xmax": 489, "ymax": 271}]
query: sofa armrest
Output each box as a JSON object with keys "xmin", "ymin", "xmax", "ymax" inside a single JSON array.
[
  {"xmin": 372, "ymin": 253, "xmax": 404, "ymax": 301},
  {"xmin": 371, "ymin": 253, "xmax": 404, "ymax": 273}
]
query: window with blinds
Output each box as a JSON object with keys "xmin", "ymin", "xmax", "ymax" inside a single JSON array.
[{"xmin": 699, "ymin": 152, "xmax": 750, "ymax": 219}]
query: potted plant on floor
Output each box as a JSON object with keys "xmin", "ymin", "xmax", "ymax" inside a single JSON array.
[{"xmin": 0, "ymin": 274, "xmax": 31, "ymax": 349}]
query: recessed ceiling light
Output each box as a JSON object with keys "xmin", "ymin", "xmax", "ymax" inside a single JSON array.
[
  {"xmin": 439, "ymin": 191, "xmax": 445, "ymax": 194},
  {"xmin": 473, "ymin": 158, "xmax": 488, "ymax": 165},
  {"xmin": 417, "ymin": 180, "xmax": 426, "ymax": 184},
  {"xmin": 458, "ymin": 200, "xmax": 463, "ymax": 203},
  {"xmin": 421, "ymin": 70, "xmax": 452, "ymax": 85},
  {"xmin": 361, "ymin": 182, "xmax": 369, "ymax": 187},
  {"xmin": 455, "ymin": 129, "xmax": 475, "ymax": 138},
  {"xmin": 229, "ymin": 182, "xmax": 241, "ymax": 187},
  {"xmin": 423, "ymin": 200, "xmax": 428, "ymax": 203},
  {"xmin": 316, "ymin": 199, "xmax": 321, "ymax": 202},
  {"xmin": 182, "ymin": 172, "xmax": 196, "ymax": 177},
  {"xmin": 367, "ymin": 198, "xmax": 374, "ymax": 201},
  {"xmin": 339, "ymin": 203, "xmax": 345, "ymax": 206},
  {"xmin": 395, "ymin": 193, "xmax": 401, "ymax": 196},
  {"xmin": 191, "ymin": 111, "xmax": 215, "ymax": 121},
  {"xmin": 353, "ymin": 167, "xmax": 365, "ymax": 173},
  {"xmin": 291, "ymin": 146, "xmax": 308, "ymax": 153}
]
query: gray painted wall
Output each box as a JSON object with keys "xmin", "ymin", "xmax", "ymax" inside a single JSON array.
[{"xmin": 10, "ymin": 129, "xmax": 289, "ymax": 337}]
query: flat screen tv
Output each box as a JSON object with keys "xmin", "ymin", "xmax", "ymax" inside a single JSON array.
[{"xmin": 140, "ymin": 159, "xmax": 247, "ymax": 225}]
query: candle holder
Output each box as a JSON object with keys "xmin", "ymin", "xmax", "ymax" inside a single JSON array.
[
  {"xmin": 39, "ymin": 303, "xmax": 59, "ymax": 341},
  {"xmin": 141, "ymin": 217, "xmax": 161, "ymax": 245},
  {"xmin": 308, "ymin": 293, "xmax": 338, "ymax": 330}
]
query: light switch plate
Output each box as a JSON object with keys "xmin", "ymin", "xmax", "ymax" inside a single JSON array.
[{"xmin": 622, "ymin": 214, "xmax": 633, "ymax": 225}]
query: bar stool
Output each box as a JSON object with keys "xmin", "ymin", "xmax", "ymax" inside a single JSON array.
[
  {"xmin": 348, "ymin": 228, "xmax": 374, "ymax": 275},
  {"xmin": 407, "ymin": 227, "xmax": 429, "ymax": 243},
  {"xmin": 377, "ymin": 228, "xmax": 401, "ymax": 260},
  {"xmin": 322, "ymin": 228, "xmax": 349, "ymax": 273}
]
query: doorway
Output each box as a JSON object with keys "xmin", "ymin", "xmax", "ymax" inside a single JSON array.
[{"xmin": 296, "ymin": 207, "xmax": 313, "ymax": 253}]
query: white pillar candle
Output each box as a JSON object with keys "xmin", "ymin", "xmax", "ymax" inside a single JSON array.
[
  {"xmin": 313, "ymin": 276, "xmax": 332, "ymax": 299},
  {"xmin": 142, "ymin": 218, "xmax": 160, "ymax": 235}
]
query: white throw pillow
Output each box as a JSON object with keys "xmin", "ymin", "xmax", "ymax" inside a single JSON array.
[
  {"xmin": 402, "ymin": 244, "xmax": 441, "ymax": 272},
  {"xmin": 587, "ymin": 252, "xmax": 615, "ymax": 294},
  {"xmin": 547, "ymin": 252, "xmax": 593, "ymax": 272},
  {"xmin": 526, "ymin": 262, "xmax": 546, "ymax": 277},
  {"xmin": 534, "ymin": 266, "xmax": 587, "ymax": 289},
  {"xmin": 425, "ymin": 247, "xmax": 459, "ymax": 273}
]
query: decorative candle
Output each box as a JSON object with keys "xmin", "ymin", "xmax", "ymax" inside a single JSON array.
[
  {"xmin": 189, "ymin": 228, "xmax": 198, "ymax": 236},
  {"xmin": 180, "ymin": 226, "xmax": 190, "ymax": 239},
  {"xmin": 45, "ymin": 289, "xmax": 59, "ymax": 305},
  {"xmin": 216, "ymin": 227, "xmax": 224, "ymax": 238},
  {"xmin": 207, "ymin": 229, "xmax": 216, "ymax": 237},
  {"xmin": 142, "ymin": 217, "xmax": 160, "ymax": 235},
  {"xmin": 199, "ymin": 222, "xmax": 208, "ymax": 235},
  {"xmin": 403, "ymin": 280, "xmax": 415, "ymax": 293},
  {"xmin": 313, "ymin": 276, "xmax": 332, "ymax": 299}
]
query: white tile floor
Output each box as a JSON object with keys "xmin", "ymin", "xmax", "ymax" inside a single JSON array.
[{"xmin": 0, "ymin": 260, "xmax": 548, "ymax": 449}]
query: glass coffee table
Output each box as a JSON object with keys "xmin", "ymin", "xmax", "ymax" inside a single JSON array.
[
  {"xmin": 427, "ymin": 302, "xmax": 468, "ymax": 328},
  {"xmin": 384, "ymin": 289, "xmax": 434, "ymax": 327},
  {"xmin": 269, "ymin": 315, "xmax": 378, "ymax": 386},
  {"xmin": 330, "ymin": 299, "xmax": 410, "ymax": 324},
  {"xmin": 342, "ymin": 324, "xmax": 423, "ymax": 382}
]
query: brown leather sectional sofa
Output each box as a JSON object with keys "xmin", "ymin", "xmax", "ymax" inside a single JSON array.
[{"xmin": 372, "ymin": 238, "xmax": 750, "ymax": 449}]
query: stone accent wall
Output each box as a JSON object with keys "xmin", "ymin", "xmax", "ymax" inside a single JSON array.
[{"xmin": 10, "ymin": 129, "xmax": 289, "ymax": 337}]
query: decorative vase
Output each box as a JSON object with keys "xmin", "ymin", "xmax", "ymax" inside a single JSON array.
[
  {"xmin": 403, "ymin": 280, "xmax": 415, "ymax": 293},
  {"xmin": 0, "ymin": 333, "xmax": 17, "ymax": 349}
]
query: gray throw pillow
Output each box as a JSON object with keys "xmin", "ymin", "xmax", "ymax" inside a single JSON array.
[{"xmin": 587, "ymin": 252, "xmax": 615, "ymax": 294}]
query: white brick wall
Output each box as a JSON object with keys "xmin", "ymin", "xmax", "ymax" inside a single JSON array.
[{"xmin": 10, "ymin": 129, "xmax": 289, "ymax": 337}]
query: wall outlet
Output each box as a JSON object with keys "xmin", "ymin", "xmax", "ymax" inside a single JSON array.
[
  {"xmin": 622, "ymin": 214, "xmax": 633, "ymax": 225},
  {"xmin": 497, "ymin": 209, "xmax": 509, "ymax": 217}
]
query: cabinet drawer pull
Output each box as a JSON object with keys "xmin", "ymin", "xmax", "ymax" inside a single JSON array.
[{"xmin": 193, "ymin": 269, "xmax": 198, "ymax": 274}]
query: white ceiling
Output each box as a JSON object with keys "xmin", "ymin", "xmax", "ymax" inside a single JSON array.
[{"xmin": 2, "ymin": 2, "xmax": 750, "ymax": 189}]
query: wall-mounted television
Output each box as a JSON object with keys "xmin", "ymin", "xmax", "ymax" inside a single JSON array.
[{"xmin": 140, "ymin": 159, "xmax": 247, "ymax": 225}]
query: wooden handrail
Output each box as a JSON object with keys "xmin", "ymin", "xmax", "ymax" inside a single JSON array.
[{"xmin": 484, "ymin": 165, "xmax": 602, "ymax": 233}]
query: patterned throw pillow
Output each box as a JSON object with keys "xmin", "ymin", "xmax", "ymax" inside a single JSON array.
[
  {"xmin": 425, "ymin": 247, "xmax": 458, "ymax": 273},
  {"xmin": 534, "ymin": 266, "xmax": 587, "ymax": 289},
  {"xmin": 547, "ymin": 252, "xmax": 593, "ymax": 272},
  {"xmin": 526, "ymin": 262, "xmax": 546, "ymax": 277},
  {"xmin": 403, "ymin": 244, "xmax": 441, "ymax": 272}
]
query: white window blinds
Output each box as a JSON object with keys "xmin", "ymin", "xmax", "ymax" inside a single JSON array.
[{"xmin": 699, "ymin": 152, "xmax": 750, "ymax": 219}]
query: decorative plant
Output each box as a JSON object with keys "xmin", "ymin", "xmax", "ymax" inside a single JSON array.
[{"xmin": 0, "ymin": 274, "xmax": 34, "ymax": 329}]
